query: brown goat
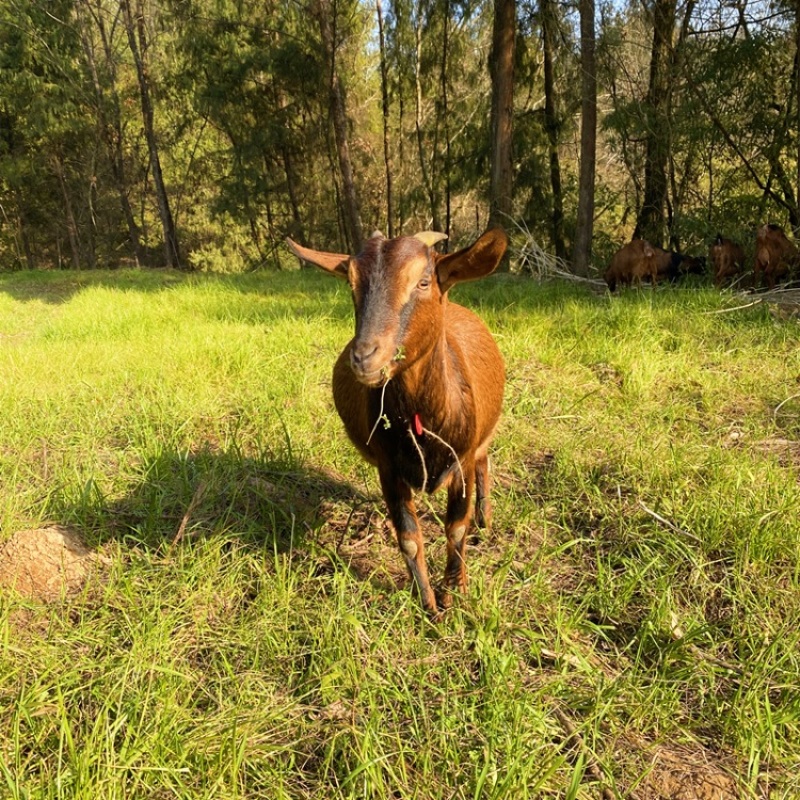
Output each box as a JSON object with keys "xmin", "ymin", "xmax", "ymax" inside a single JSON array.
[
  {"xmin": 709, "ymin": 234, "xmax": 745, "ymax": 287},
  {"xmin": 754, "ymin": 224, "xmax": 799, "ymax": 289},
  {"xmin": 755, "ymin": 224, "xmax": 798, "ymax": 289},
  {"xmin": 605, "ymin": 239, "xmax": 699, "ymax": 290},
  {"xmin": 287, "ymin": 228, "xmax": 507, "ymax": 617},
  {"xmin": 604, "ymin": 239, "xmax": 659, "ymax": 291}
]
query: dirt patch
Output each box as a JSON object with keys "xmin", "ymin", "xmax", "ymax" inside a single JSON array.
[
  {"xmin": 752, "ymin": 437, "xmax": 800, "ymax": 468},
  {"xmin": 721, "ymin": 430, "xmax": 800, "ymax": 471},
  {"xmin": 316, "ymin": 496, "xmax": 414, "ymax": 591},
  {"xmin": 0, "ymin": 526, "xmax": 107, "ymax": 602},
  {"xmin": 590, "ymin": 361, "xmax": 624, "ymax": 388},
  {"xmin": 621, "ymin": 735, "xmax": 742, "ymax": 800}
]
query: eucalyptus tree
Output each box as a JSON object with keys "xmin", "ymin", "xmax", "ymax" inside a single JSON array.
[
  {"xmin": 120, "ymin": 0, "xmax": 182, "ymax": 267},
  {"xmin": 167, "ymin": 0, "xmax": 326, "ymax": 259},
  {"xmin": 413, "ymin": 0, "xmax": 445, "ymax": 232},
  {"xmin": 511, "ymin": 0, "xmax": 580, "ymax": 258},
  {"xmin": 596, "ymin": 0, "xmax": 800, "ymax": 248},
  {"xmin": 662, "ymin": 0, "xmax": 800, "ymax": 237},
  {"xmin": 631, "ymin": 0, "xmax": 678, "ymax": 246},
  {"xmin": 794, "ymin": 0, "xmax": 800, "ymax": 217},
  {"xmin": 377, "ymin": 0, "xmax": 396, "ymax": 237},
  {"xmin": 313, "ymin": 0, "xmax": 365, "ymax": 251},
  {"xmin": 540, "ymin": 0, "xmax": 567, "ymax": 259},
  {"xmin": 75, "ymin": 0, "xmax": 144, "ymax": 264},
  {"xmin": 489, "ymin": 0, "xmax": 516, "ymax": 242},
  {"xmin": 572, "ymin": 0, "xmax": 596, "ymax": 276},
  {"xmin": 0, "ymin": 0, "xmax": 94, "ymax": 269}
]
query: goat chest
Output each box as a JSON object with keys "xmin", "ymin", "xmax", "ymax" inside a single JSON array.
[{"xmin": 364, "ymin": 387, "xmax": 473, "ymax": 494}]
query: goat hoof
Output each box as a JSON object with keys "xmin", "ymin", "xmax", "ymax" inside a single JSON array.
[{"xmin": 434, "ymin": 587, "xmax": 454, "ymax": 615}]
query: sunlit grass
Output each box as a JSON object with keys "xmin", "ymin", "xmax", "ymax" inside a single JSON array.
[{"xmin": 1, "ymin": 269, "xmax": 800, "ymax": 797}]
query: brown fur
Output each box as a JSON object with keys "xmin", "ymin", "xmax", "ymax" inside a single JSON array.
[
  {"xmin": 604, "ymin": 239, "xmax": 661, "ymax": 290},
  {"xmin": 755, "ymin": 224, "xmax": 798, "ymax": 289},
  {"xmin": 287, "ymin": 228, "xmax": 507, "ymax": 618},
  {"xmin": 651, "ymin": 245, "xmax": 681, "ymax": 282},
  {"xmin": 709, "ymin": 235, "xmax": 745, "ymax": 287}
]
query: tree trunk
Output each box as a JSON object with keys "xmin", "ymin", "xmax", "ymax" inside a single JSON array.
[
  {"xmin": 633, "ymin": 0, "xmax": 677, "ymax": 247},
  {"xmin": 377, "ymin": 0, "xmax": 395, "ymax": 238},
  {"xmin": 272, "ymin": 84, "xmax": 306, "ymax": 245},
  {"xmin": 440, "ymin": 0, "xmax": 452, "ymax": 246},
  {"xmin": 489, "ymin": 0, "xmax": 515, "ymax": 246},
  {"xmin": 13, "ymin": 189, "xmax": 36, "ymax": 270},
  {"xmin": 541, "ymin": 0, "xmax": 565, "ymax": 260},
  {"xmin": 314, "ymin": 0, "xmax": 364, "ymax": 251},
  {"xmin": 52, "ymin": 153, "xmax": 82, "ymax": 270},
  {"xmin": 415, "ymin": 9, "xmax": 442, "ymax": 233},
  {"xmin": 77, "ymin": 0, "xmax": 143, "ymax": 265},
  {"xmin": 398, "ymin": 90, "xmax": 407, "ymax": 233},
  {"xmin": 665, "ymin": 0, "xmax": 696, "ymax": 249},
  {"xmin": 120, "ymin": 0, "xmax": 182, "ymax": 268},
  {"xmin": 282, "ymin": 146, "xmax": 306, "ymax": 243},
  {"xmin": 572, "ymin": 0, "xmax": 596, "ymax": 277},
  {"xmin": 795, "ymin": 0, "xmax": 800, "ymax": 222}
]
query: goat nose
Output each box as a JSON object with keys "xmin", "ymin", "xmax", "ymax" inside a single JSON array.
[{"xmin": 351, "ymin": 342, "xmax": 379, "ymax": 369}]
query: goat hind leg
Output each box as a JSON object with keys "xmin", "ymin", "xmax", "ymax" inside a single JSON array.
[
  {"xmin": 474, "ymin": 454, "xmax": 493, "ymax": 531},
  {"xmin": 440, "ymin": 466, "xmax": 475, "ymax": 611}
]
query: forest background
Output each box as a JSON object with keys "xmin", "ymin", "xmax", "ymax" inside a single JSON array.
[{"xmin": 1, "ymin": 0, "xmax": 799, "ymax": 275}]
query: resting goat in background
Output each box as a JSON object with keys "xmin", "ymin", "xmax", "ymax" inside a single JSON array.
[{"xmin": 287, "ymin": 229, "xmax": 507, "ymax": 618}]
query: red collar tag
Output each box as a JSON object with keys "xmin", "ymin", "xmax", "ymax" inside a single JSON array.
[{"xmin": 413, "ymin": 413, "xmax": 424, "ymax": 436}]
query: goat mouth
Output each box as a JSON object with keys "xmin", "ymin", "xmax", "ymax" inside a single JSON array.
[{"xmin": 352, "ymin": 364, "xmax": 391, "ymax": 387}]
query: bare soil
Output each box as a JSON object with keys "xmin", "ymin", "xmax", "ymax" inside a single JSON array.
[
  {"xmin": 0, "ymin": 525, "xmax": 106, "ymax": 602},
  {"xmin": 621, "ymin": 735, "xmax": 742, "ymax": 800}
]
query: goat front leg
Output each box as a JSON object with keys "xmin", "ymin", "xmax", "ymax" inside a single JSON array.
[
  {"xmin": 440, "ymin": 463, "xmax": 475, "ymax": 612},
  {"xmin": 379, "ymin": 470, "xmax": 437, "ymax": 615}
]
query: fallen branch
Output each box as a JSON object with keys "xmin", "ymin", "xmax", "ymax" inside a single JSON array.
[
  {"xmin": 774, "ymin": 391, "xmax": 800, "ymax": 421},
  {"xmin": 505, "ymin": 215, "xmax": 606, "ymax": 287},
  {"xmin": 172, "ymin": 480, "xmax": 208, "ymax": 546},
  {"xmin": 638, "ymin": 501, "xmax": 702, "ymax": 544},
  {"xmin": 703, "ymin": 299, "xmax": 764, "ymax": 315}
]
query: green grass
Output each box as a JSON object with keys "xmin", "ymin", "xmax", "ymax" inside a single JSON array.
[{"xmin": 2, "ymin": 268, "xmax": 800, "ymax": 798}]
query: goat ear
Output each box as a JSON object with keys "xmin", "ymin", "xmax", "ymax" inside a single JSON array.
[
  {"xmin": 286, "ymin": 238, "xmax": 349, "ymax": 280},
  {"xmin": 435, "ymin": 227, "xmax": 508, "ymax": 292}
]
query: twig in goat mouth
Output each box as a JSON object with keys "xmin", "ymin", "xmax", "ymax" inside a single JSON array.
[{"xmin": 366, "ymin": 379, "xmax": 392, "ymax": 445}]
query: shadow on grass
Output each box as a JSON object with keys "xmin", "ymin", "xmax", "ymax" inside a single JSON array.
[
  {"xmin": 0, "ymin": 268, "xmax": 191, "ymax": 304},
  {"xmin": 0, "ymin": 262, "xmax": 605, "ymax": 315},
  {"xmin": 2, "ymin": 263, "xmax": 740, "ymax": 333},
  {"xmin": 46, "ymin": 446, "xmax": 375, "ymax": 556}
]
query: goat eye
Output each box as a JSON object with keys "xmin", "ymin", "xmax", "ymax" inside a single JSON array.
[{"xmin": 417, "ymin": 278, "xmax": 431, "ymax": 290}]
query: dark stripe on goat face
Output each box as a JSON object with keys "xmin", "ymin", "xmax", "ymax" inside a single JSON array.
[{"xmin": 348, "ymin": 238, "xmax": 436, "ymax": 384}]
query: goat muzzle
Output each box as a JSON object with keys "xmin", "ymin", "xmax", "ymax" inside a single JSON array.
[{"xmin": 350, "ymin": 341, "xmax": 390, "ymax": 386}]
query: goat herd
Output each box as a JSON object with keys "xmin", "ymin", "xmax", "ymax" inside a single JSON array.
[{"xmin": 604, "ymin": 223, "xmax": 799, "ymax": 292}]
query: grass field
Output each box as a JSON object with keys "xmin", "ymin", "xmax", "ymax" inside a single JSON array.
[{"xmin": 1, "ymin": 267, "xmax": 799, "ymax": 798}]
